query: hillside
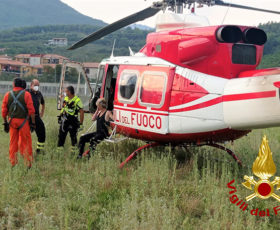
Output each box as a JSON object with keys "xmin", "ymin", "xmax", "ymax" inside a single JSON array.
[
  {"xmin": 0, "ymin": 0, "xmax": 106, "ymax": 30},
  {"xmin": 0, "ymin": 25, "xmax": 151, "ymax": 62},
  {"xmin": 259, "ymin": 22, "xmax": 280, "ymax": 68}
]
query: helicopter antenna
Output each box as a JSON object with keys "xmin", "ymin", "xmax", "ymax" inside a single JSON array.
[
  {"xmin": 110, "ymin": 39, "xmax": 116, "ymax": 58},
  {"xmin": 221, "ymin": 0, "xmax": 232, "ymax": 24},
  {"xmin": 175, "ymin": 0, "xmax": 184, "ymax": 14},
  {"xmin": 129, "ymin": 47, "xmax": 135, "ymax": 56}
]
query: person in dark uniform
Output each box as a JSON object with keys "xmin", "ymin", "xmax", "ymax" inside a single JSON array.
[
  {"xmin": 26, "ymin": 79, "xmax": 46, "ymax": 154},
  {"xmin": 21, "ymin": 79, "xmax": 27, "ymax": 89},
  {"xmin": 57, "ymin": 86, "xmax": 84, "ymax": 153},
  {"xmin": 77, "ymin": 98, "xmax": 113, "ymax": 159}
]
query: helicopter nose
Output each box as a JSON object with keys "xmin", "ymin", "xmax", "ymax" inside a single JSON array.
[{"xmin": 223, "ymin": 75, "xmax": 280, "ymax": 130}]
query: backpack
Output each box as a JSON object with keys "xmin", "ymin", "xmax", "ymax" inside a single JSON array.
[{"xmin": 9, "ymin": 90, "xmax": 28, "ymax": 130}]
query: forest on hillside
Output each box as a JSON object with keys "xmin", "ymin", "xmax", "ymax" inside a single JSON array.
[
  {"xmin": 0, "ymin": 25, "xmax": 151, "ymax": 62},
  {"xmin": 259, "ymin": 22, "xmax": 280, "ymax": 68}
]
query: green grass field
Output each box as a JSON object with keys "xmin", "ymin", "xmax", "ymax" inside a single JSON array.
[{"xmin": 1, "ymin": 98, "xmax": 280, "ymax": 229}]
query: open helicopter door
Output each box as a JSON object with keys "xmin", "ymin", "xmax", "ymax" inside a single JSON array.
[
  {"xmin": 90, "ymin": 64, "xmax": 119, "ymax": 113},
  {"xmin": 91, "ymin": 63, "xmax": 126, "ymax": 143},
  {"xmin": 57, "ymin": 60, "xmax": 93, "ymax": 112},
  {"xmin": 102, "ymin": 65, "xmax": 119, "ymax": 110}
]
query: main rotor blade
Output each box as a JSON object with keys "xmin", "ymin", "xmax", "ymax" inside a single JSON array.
[
  {"xmin": 68, "ymin": 6, "xmax": 161, "ymax": 50},
  {"xmin": 215, "ymin": 0, "xmax": 280, "ymax": 15}
]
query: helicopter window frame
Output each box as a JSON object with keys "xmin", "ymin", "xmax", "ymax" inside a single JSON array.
[
  {"xmin": 94, "ymin": 65, "xmax": 105, "ymax": 95},
  {"xmin": 138, "ymin": 71, "xmax": 167, "ymax": 109},
  {"xmin": 118, "ymin": 69, "xmax": 139, "ymax": 104}
]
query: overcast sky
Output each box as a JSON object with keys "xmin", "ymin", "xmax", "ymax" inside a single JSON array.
[{"xmin": 61, "ymin": 0, "xmax": 280, "ymax": 27}]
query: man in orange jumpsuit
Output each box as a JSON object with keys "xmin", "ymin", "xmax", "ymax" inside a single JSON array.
[{"xmin": 2, "ymin": 78, "xmax": 36, "ymax": 167}]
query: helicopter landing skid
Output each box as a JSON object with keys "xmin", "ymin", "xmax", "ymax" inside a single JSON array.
[
  {"xmin": 119, "ymin": 142, "xmax": 159, "ymax": 169},
  {"xmin": 206, "ymin": 143, "xmax": 242, "ymax": 167}
]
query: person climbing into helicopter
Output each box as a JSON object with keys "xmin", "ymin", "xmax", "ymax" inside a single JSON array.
[
  {"xmin": 77, "ymin": 98, "xmax": 114, "ymax": 159},
  {"xmin": 57, "ymin": 85, "xmax": 84, "ymax": 154}
]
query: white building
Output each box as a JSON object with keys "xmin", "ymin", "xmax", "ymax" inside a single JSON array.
[
  {"xmin": 48, "ymin": 38, "xmax": 68, "ymax": 47},
  {"xmin": 29, "ymin": 55, "xmax": 41, "ymax": 66},
  {"xmin": 83, "ymin": 62, "xmax": 99, "ymax": 81}
]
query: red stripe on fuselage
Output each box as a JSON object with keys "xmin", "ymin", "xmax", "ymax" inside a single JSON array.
[
  {"xmin": 169, "ymin": 90, "xmax": 276, "ymax": 113},
  {"xmin": 223, "ymin": 90, "xmax": 276, "ymax": 101},
  {"xmin": 170, "ymin": 97, "xmax": 223, "ymax": 113}
]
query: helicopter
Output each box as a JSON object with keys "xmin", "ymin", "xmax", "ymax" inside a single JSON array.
[{"xmin": 59, "ymin": 0, "xmax": 280, "ymax": 167}]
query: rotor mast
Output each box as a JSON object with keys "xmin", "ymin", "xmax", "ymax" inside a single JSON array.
[{"xmin": 175, "ymin": 0, "xmax": 184, "ymax": 14}]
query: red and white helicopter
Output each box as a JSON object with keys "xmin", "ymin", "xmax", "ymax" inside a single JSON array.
[{"xmin": 63, "ymin": 0, "xmax": 280, "ymax": 167}]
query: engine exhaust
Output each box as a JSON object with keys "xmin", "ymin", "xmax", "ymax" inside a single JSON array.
[
  {"xmin": 216, "ymin": 26, "xmax": 243, "ymax": 43},
  {"xmin": 243, "ymin": 28, "xmax": 267, "ymax": 45}
]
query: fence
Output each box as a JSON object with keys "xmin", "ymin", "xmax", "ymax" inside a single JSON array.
[{"xmin": 0, "ymin": 81, "xmax": 60, "ymax": 97}]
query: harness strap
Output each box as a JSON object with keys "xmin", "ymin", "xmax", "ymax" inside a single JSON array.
[
  {"xmin": 10, "ymin": 90, "xmax": 26, "ymax": 113},
  {"xmin": 18, "ymin": 118, "xmax": 28, "ymax": 130}
]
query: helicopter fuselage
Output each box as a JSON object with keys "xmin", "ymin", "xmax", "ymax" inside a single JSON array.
[
  {"xmin": 65, "ymin": 2, "xmax": 280, "ymax": 162},
  {"xmin": 96, "ymin": 24, "xmax": 280, "ymax": 145}
]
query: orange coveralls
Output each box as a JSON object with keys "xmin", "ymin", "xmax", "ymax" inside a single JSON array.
[{"xmin": 2, "ymin": 87, "xmax": 35, "ymax": 166}]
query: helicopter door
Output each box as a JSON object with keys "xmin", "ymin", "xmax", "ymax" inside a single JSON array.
[
  {"xmin": 89, "ymin": 64, "xmax": 118, "ymax": 112},
  {"xmin": 57, "ymin": 60, "xmax": 93, "ymax": 112},
  {"xmin": 102, "ymin": 65, "xmax": 119, "ymax": 111}
]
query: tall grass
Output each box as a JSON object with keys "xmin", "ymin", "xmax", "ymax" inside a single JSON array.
[{"xmin": 0, "ymin": 98, "xmax": 280, "ymax": 229}]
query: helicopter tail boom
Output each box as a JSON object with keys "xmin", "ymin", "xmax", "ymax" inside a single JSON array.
[{"xmin": 223, "ymin": 73, "xmax": 280, "ymax": 130}]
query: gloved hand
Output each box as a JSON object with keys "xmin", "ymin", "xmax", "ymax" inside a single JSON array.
[
  {"xmin": 57, "ymin": 115, "xmax": 62, "ymax": 124},
  {"xmin": 78, "ymin": 123, "xmax": 84, "ymax": 132},
  {"xmin": 30, "ymin": 123, "xmax": 36, "ymax": 133},
  {"xmin": 3, "ymin": 122, "xmax": 9, "ymax": 133}
]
